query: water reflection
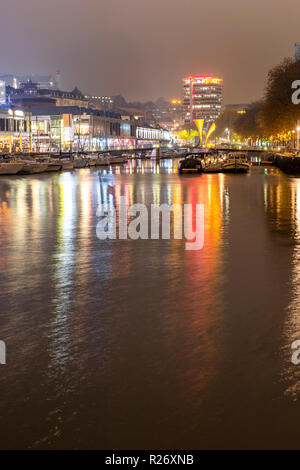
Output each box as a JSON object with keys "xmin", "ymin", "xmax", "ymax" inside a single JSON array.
[
  {"xmin": 262, "ymin": 175, "xmax": 300, "ymax": 400},
  {"xmin": 1, "ymin": 163, "xmax": 300, "ymax": 448}
]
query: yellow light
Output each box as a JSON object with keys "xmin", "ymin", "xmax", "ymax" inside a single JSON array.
[
  {"xmin": 193, "ymin": 119, "xmax": 204, "ymax": 146},
  {"xmin": 205, "ymin": 122, "xmax": 216, "ymax": 146}
]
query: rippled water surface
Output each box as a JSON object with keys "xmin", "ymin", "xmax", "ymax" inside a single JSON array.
[{"xmin": 1, "ymin": 159, "xmax": 300, "ymax": 449}]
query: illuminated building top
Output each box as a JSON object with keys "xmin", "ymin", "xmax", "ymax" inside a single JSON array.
[{"xmin": 182, "ymin": 74, "xmax": 223, "ymax": 124}]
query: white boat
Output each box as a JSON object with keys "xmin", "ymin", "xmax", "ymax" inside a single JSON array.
[
  {"xmin": 45, "ymin": 161, "xmax": 62, "ymax": 172},
  {"xmin": 60, "ymin": 160, "xmax": 74, "ymax": 171},
  {"xmin": 108, "ymin": 155, "xmax": 128, "ymax": 164},
  {"xmin": 222, "ymin": 153, "xmax": 250, "ymax": 173},
  {"xmin": 94, "ymin": 155, "xmax": 110, "ymax": 166},
  {"xmin": 36, "ymin": 157, "xmax": 62, "ymax": 172},
  {"xmin": 86, "ymin": 153, "xmax": 109, "ymax": 166},
  {"xmin": 74, "ymin": 156, "xmax": 88, "ymax": 168},
  {"xmin": 20, "ymin": 162, "xmax": 49, "ymax": 174},
  {"xmin": 0, "ymin": 162, "xmax": 24, "ymax": 175},
  {"xmin": 202, "ymin": 154, "xmax": 224, "ymax": 173}
]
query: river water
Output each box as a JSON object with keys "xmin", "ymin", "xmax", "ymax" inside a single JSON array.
[{"xmin": 1, "ymin": 159, "xmax": 300, "ymax": 449}]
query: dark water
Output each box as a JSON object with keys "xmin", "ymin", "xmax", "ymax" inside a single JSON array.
[{"xmin": 1, "ymin": 159, "xmax": 300, "ymax": 449}]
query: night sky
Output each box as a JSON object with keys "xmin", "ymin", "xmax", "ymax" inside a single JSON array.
[{"xmin": 2, "ymin": 0, "xmax": 300, "ymax": 103}]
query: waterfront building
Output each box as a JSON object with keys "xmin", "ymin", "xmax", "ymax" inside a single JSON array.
[
  {"xmin": 29, "ymin": 108, "xmax": 170, "ymax": 152},
  {"xmin": 136, "ymin": 125, "xmax": 170, "ymax": 149},
  {"xmin": 29, "ymin": 106, "xmax": 136, "ymax": 153},
  {"xmin": 0, "ymin": 106, "xmax": 30, "ymax": 153},
  {"xmin": 7, "ymin": 83, "xmax": 88, "ymax": 108},
  {"xmin": 0, "ymin": 100, "xmax": 170, "ymax": 153},
  {"xmin": 48, "ymin": 87, "xmax": 88, "ymax": 107},
  {"xmin": 85, "ymin": 95, "xmax": 114, "ymax": 110},
  {"xmin": 183, "ymin": 75, "xmax": 223, "ymax": 124}
]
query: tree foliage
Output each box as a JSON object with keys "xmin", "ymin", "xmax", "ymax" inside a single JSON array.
[
  {"xmin": 234, "ymin": 101, "xmax": 264, "ymax": 138},
  {"xmin": 260, "ymin": 58, "xmax": 300, "ymax": 135},
  {"xmin": 215, "ymin": 109, "xmax": 239, "ymax": 137}
]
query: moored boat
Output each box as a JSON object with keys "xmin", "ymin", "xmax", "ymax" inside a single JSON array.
[
  {"xmin": 19, "ymin": 162, "xmax": 49, "ymax": 174},
  {"xmin": 178, "ymin": 155, "xmax": 203, "ymax": 174},
  {"xmin": 202, "ymin": 154, "xmax": 224, "ymax": 173},
  {"xmin": 203, "ymin": 162, "xmax": 223, "ymax": 173},
  {"xmin": 222, "ymin": 153, "xmax": 250, "ymax": 173},
  {"xmin": 74, "ymin": 156, "xmax": 88, "ymax": 168},
  {"xmin": 0, "ymin": 162, "xmax": 24, "ymax": 175},
  {"xmin": 46, "ymin": 161, "xmax": 62, "ymax": 172},
  {"xmin": 108, "ymin": 155, "xmax": 128, "ymax": 164},
  {"xmin": 94, "ymin": 155, "xmax": 110, "ymax": 166},
  {"xmin": 36, "ymin": 157, "xmax": 62, "ymax": 172}
]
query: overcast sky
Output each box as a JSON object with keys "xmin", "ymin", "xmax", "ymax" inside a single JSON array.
[{"xmin": 1, "ymin": 0, "xmax": 300, "ymax": 103}]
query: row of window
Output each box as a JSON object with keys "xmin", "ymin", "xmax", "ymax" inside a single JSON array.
[
  {"xmin": 136, "ymin": 128, "xmax": 162, "ymax": 140},
  {"xmin": 0, "ymin": 118, "xmax": 30, "ymax": 133},
  {"xmin": 0, "ymin": 116, "xmax": 163, "ymax": 141}
]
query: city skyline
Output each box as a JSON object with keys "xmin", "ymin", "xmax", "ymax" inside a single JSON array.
[
  {"xmin": 1, "ymin": 0, "xmax": 300, "ymax": 104},
  {"xmin": 3, "ymin": 0, "xmax": 300, "ymax": 455}
]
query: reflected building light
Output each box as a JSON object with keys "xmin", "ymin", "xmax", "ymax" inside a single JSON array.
[
  {"xmin": 295, "ymin": 183, "xmax": 300, "ymax": 242},
  {"xmin": 263, "ymin": 183, "xmax": 268, "ymax": 211},
  {"xmin": 15, "ymin": 182, "xmax": 28, "ymax": 218},
  {"xmin": 218, "ymin": 174, "xmax": 224, "ymax": 210},
  {"xmin": 208, "ymin": 182, "xmax": 212, "ymax": 205},
  {"xmin": 80, "ymin": 180, "xmax": 92, "ymax": 241},
  {"xmin": 152, "ymin": 183, "xmax": 160, "ymax": 205},
  {"xmin": 167, "ymin": 183, "xmax": 172, "ymax": 205},
  {"xmin": 59, "ymin": 174, "xmax": 74, "ymax": 220},
  {"xmin": 31, "ymin": 181, "xmax": 42, "ymax": 234}
]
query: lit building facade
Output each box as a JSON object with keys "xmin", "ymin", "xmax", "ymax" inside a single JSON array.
[
  {"xmin": 0, "ymin": 107, "xmax": 30, "ymax": 153},
  {"xmin": 29, "ymin": 107, "xmax": 137, "ymax": 153},
  {"xmin": 27, "ymin": 107, "xmax": 170, "ymax": 152},
  {"xmin": 0, "ymin": 105, "xmax": 170, "ymax": 153},
  {"xmin": 136, "ymin": 126, "xmax": 170, "ymax": 148},
  {"xmin": 7, "ymin": 83, "xmax": 88, "ymax": 108},
  {"xmin": 183, "ymin": 75, "xmax": 223, "ymax": 123}
]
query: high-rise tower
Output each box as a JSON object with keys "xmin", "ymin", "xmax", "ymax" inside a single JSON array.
[{"xmin": 183, "ymin": 75, "xmax": 223, "ymax": 124}]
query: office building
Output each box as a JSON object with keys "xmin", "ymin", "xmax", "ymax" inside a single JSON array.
[{"xmin": 183, "ymin": 75, "xmax": 223, "ymax": 123}]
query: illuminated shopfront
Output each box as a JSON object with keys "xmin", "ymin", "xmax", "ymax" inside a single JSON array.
[
  {"xmin": 0, "ymin": 105, "xmax": 169, "ymax": 153},
  {"xmin": 28, "ymin": 107, "xmax": 137, "ymax": 152},
  {"xmin": 136, "ymin": 126, "xmax": 170, "ymax": 149},
  {"xmin": 0, "ymin": 107, "xmax": 30, "ymax": 153}
]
